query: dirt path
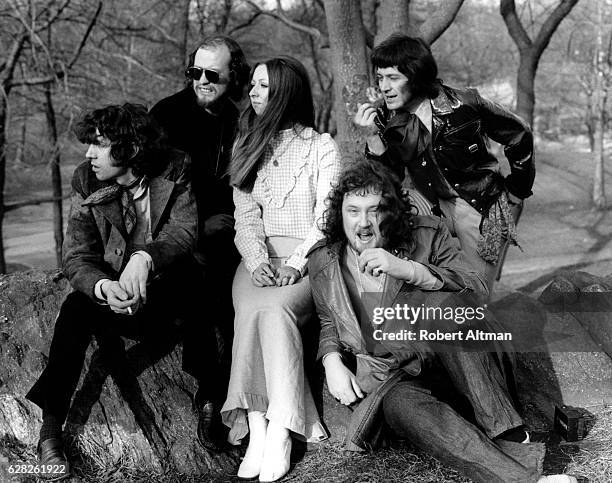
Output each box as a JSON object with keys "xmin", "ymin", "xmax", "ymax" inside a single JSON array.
[{"xmin": 5, "ymin": 142, "xmax": 612, "ymax": 290}]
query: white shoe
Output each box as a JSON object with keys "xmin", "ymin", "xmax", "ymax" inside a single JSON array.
[
  {"xmin": 259, "ymin": 422, "xmax": 292, "ymax": 483},
  {"xmin": 537, "ymin": 475, "xmax": 578, "ymax": 483},
  {"xmin": 237, "ymin": 411, "xmax": 267, "ymax": 479}
]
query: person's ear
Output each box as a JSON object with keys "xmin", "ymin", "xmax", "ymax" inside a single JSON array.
[{"xmin": 129, "ymin": 145, "xmax": 140, "ymax": 159}]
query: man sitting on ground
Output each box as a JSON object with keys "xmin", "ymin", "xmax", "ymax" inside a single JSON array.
[{"xmin": 307, "ymin": 159, "xmax": 575, "ymax": 483}]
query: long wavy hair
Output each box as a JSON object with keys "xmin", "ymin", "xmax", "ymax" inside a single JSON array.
[
  {"xmin": 229, "ymin": 56, "xmax": 315, "ymax": 191},
  {"xmin": 321, "ymin": 159, "xmax": 417, "ymax": 251},
  {"xmin": 74, "ymin": 103, "xmax": 164, "ymax": 178}
]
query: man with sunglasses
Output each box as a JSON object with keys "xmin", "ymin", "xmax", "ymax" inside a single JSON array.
[{"xmin": 150, "ymin": 34, "xmax": 250, "ymax": 451}]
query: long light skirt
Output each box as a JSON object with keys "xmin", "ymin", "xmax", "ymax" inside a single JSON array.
[{"xmin": 221, "ymin": 259, "xmax": 327, "ymax": 444}]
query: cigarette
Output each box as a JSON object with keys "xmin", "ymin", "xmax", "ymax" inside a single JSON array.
[{"xmin": 127, "ymin": 307, "xmax": 133, "ymax": 315}]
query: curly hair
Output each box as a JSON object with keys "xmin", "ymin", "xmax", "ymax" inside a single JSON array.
[
  {"xmin": 74, "ymin": 103, "xmax": 164, "ymax": 178},
  {"xmin": 321, "ymin": 159, "xmax": 416, "ymax": 251}
]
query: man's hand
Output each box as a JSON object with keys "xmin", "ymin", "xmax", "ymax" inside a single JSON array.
[
  {"xmin": 102, "ymin": 280, "xmax": 139, "ymax": 314},
  {"xmin": 203, "ymin": 214, "xmax": 234, "ymax": 237},
  {"xmin": 275, "ymin": 265, "xmax": 301, "ymax": 286},
  {"xmin": 251, "ymin": 262, "xmax": 276, "ymax": 287},
  {"xmin": 119, "ymin": 254, "xmax": 151, "ymax": 307},
  {"xmin": 323, "ymin": 353, "xmax": 364, "ymax": 406},
  {"xmin": 358, "ymin": 248, "xmax": 406, "ymax": 278},
  {"xmin": 353, "ymin": 103, "xmax": 379, "ymax": 133}
]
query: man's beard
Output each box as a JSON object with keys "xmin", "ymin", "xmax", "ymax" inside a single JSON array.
[{"xmin": 195, "ymin": 92, "xmax": 225, "ymax": 113}]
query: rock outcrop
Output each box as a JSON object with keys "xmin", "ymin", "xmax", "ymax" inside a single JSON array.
[
  {"xmin": 0, "ymin": 270, "xmax": 238, "ymax": 476},
  {"xmin": 1, "ymin": 269, "xmax": 612, "ymax": 475}
]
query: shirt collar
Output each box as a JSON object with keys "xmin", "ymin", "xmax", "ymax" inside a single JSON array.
[{"xmin": 413, "ymin": 99, "xmax": 433, "ymax": 133}]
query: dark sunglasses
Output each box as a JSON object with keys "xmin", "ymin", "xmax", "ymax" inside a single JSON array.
[{"xmin": 185, "ymin": 66, "xmax": 221, "ymax": 84}]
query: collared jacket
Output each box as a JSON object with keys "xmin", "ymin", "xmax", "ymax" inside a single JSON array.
[
  {"xmin": 62, "ymin": 149, "xmax": 197, "ymax": 300},
  {"xmin": 150, "ymin": 88, "xmax": 239, "ymax": 242},
  {"xmin": 373, "ymin": 83, "xmax": 535, "ymax": 215},
  {"xmin": 307, "ymin": 216, "xmax": 487, "ymax": 450}
]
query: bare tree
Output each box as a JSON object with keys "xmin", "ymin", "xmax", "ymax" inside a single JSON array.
[
  {"xmin": 0, "ymin": 0, "xmax": 102, "ymax": 273},
  {"xmin": 500, "ymin": 0, "xmax": 579, "ymax": 126},
  {"xmin": 374, "ymin": 0, "xmax": 465, "ymax": 45},
  {"xmin": 591, "ymin": 0, "xmax": 611, "ymax": 209},
  {"xmin": 323, "ymin": 0, "xmax": 370, "ymax": 162}
]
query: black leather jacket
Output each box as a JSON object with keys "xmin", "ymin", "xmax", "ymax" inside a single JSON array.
[{"xmin": 371, "ymin": 83, "xmax": 535, "ymax": 215}]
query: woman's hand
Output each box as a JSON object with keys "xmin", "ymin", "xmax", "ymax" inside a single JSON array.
[
  {"xmin": 323, "ymin": 353, "xmax": 364, "ymax": 406},
  {"xmin": 275, "ymin": 265, "xmax": 301, "ymax": 286},
  {"xmin": 251, "ymin": 262, "xmax": 276, "ymax": 287}
]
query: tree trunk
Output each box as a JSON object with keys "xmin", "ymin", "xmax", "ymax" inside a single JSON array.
[
  {"xmin": 375, "ymin": 0, "xmax": 411, "ymax": 45},
  {"xmin": 44, "ymin": 85, "xmax": 64, "ymax": 267},
  {"xmin": 361, "ymin": 0, "xmax": 378, "ymax": 38},
  {"xmin": 180, "ymin": 0, "xmax": 191, "ymax": 69},
  {"xmin": 0, "ymin": 270, "xmax": 240, "ymax": 475},
  {"xmin": 501, "ymin": 0, "xmax": 579, "ymax": 128},
  {"xmin": 515, "ymin": 54, "xmax": 537, "ymax": 127},
  {"xmin": 592, "ymin": 0, "xmax": 606, "ymax": 210},
  {"xmin": 324, "ymin": 0, "xmax": 370, "ymax": 164},
  {"xmin": 0, "ymin": 96, "xmax": 7, "ymax": 274}
]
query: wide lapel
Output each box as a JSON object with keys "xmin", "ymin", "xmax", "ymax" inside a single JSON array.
[
  {"xmin": 148, "ymin": 176, "xmax": 175, "ymax": 235},
  {"xmin": 325, "ymin": 243, "xmax": 369, "ymax": 354},
  {"xmin": 82, "ymin": 187, "xmax": 126, "ymax": 238}
]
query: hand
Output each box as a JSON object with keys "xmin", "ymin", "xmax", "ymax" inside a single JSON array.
[
  {"xmin": 353, "ymin": 103, "xmax": 380, "ymax": 134},
  {"xmin": 275, "ymin": 265, "xmax": 301, "ymax": 286},
  {"xmin": 358, "ymin": 248, "xmax": 405, "ymax": 278},
  {"xmin": 323, "ymin": 353, "xmax": 364, "ymax": 406},
  {"xmin": 102, "ymin": 280, "xmax": 139, "ymax": 315},
  {"xmin": 119, "ymin": 254, "xmax": 151, "ymax": 305},
  {"xmin": 203, "ymin": 214, "xmax": 234, "ymax": 237},
  {"xmin": 507, "ymin": 193, "xmax": 523, "ymax": 223},
  {"xmin": 251, "ymin": 262, "xmax": 276, "ymax": 287}
]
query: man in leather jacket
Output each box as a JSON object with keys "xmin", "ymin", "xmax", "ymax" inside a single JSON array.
[
  {"xmin": 307, "ymin": 160, "xmax": 575, "ymax": 483},
  {"xmin": 355, "ymin": 34, "xmax": 535, "ymax": 290}
]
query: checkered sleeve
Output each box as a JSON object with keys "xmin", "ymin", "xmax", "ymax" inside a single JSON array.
[
  {"xmin": 233, "ymin": 186, "xmax": 269, "ymax": 274},
  {"xmin": 285, "ymin": 134, "xmax": 341, "ymax": 274}
]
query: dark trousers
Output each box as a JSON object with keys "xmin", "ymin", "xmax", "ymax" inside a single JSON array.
[
  {"xmin": 193, "ymin": 229, "xmax": 240, "ymax": 402},
  {"xmin": 382, "ymin": 351, "xmax": 540, "ymax": 483},
  {"xmin": 26, "ymin": 261, "xmax": 221, "ymax": 424}
]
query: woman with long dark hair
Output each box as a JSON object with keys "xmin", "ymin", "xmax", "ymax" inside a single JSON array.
[{"xmin": 221, "ymin": 57, "xmax": 341, "ymax": 482}]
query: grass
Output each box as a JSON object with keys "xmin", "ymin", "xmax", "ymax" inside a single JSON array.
[{"xmin": 4, "ymin": 408, "xmax": 610, "ymax": 482}]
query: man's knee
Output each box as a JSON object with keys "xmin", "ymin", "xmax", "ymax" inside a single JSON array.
[
  {"xmin": 55, "ymin": 291, "xmax": 100, "ymax": 333},
  {"xmin": 382, "ymin": 381, "xmax": 431, "ymax": 429}
]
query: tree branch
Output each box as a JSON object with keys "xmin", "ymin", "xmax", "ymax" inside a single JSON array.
[
  {"xmin": 8, "ymin": 74, "xmax": 57, "ymax": 88},
  {"xmin": 227, "ymin": 11, "xmax": 262, "ymax": 34},
  {"xmin": 5, "ymin": 194, "xmax": 70, "ymax": 212},
  {"xmin": 420, "ymin": 0, "xmax": 465, "ymax": 45},
  {"xmin": 150, "ymin": 22, "xmax": 181, "ymax": 49},
  {"xmin": 500, "ymin": 0, "xmax": 532, "ymax": 52},
  {"xmin": 34, "ymin": 0, "xmax": 72, "ymax": 33},
  {"xmin": 244, "ymin": 0, "xmax": 322, "ymax": 40},
  {"xmin": 66, "ymin": 1, "xmax": 102, "ymax": 69},
  {"xmin": 533, "ymin": 0, "xmax": 579, "ymax": 59},
  {"xmin": 0, "ymin": 32, "xmax": 27, "ymax": 87}
]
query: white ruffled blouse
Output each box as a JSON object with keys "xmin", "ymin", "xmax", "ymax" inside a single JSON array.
[{"xmin": 233, "ymin": 125, "xmax": 341, "ymax": 274}]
